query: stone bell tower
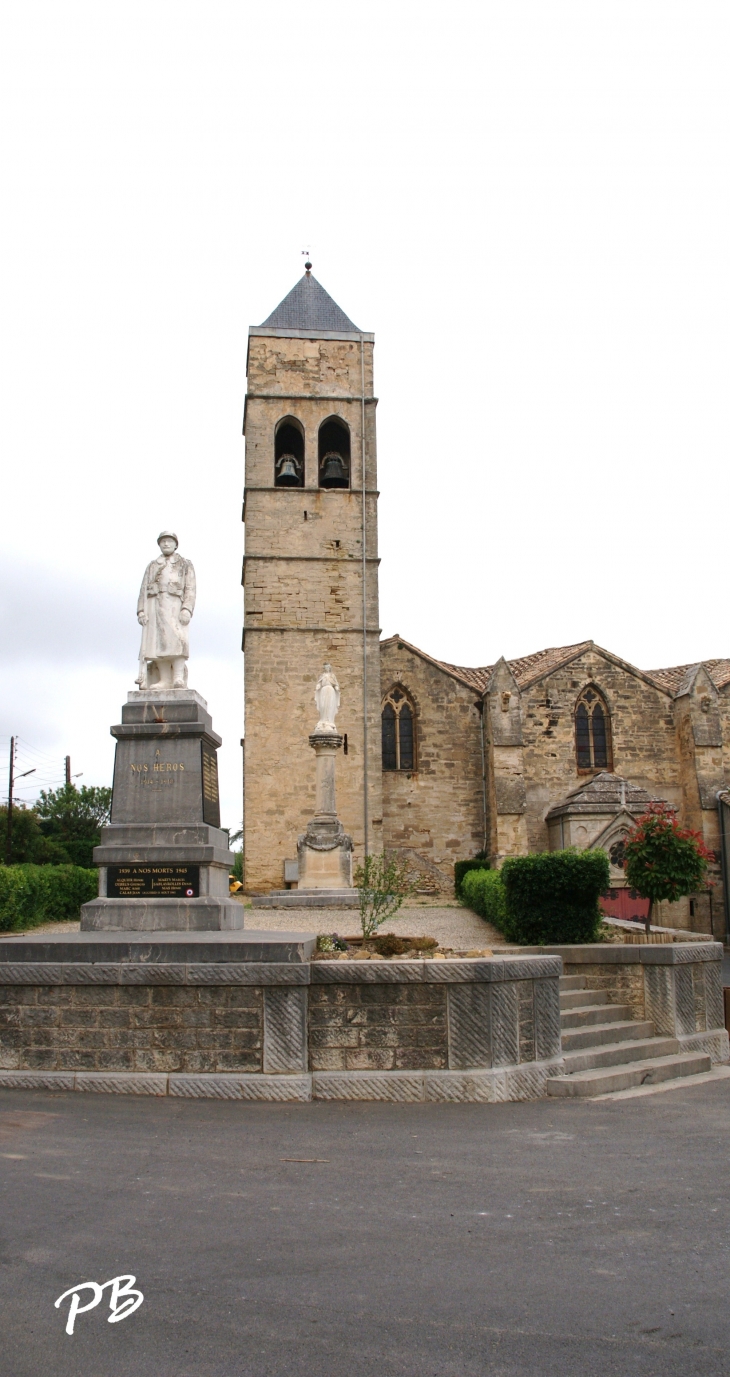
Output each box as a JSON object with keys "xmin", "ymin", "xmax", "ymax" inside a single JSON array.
[{"xmin": 242, "ymin": 266, "xmax": 382, "ymax": 892}]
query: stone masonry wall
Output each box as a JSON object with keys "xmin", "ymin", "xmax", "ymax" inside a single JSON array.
[
  {"xmin": 380, "ymin": 640, "xmax": 485, "ymax": 889},
  {"xmin": 243, "ymin": 335, "xmax": 381, "ymax": 892},
  {"xmin": 520, "ymin": 649, "xmax": 682, "ymax": 853},
  {"xmin": 0, "ymin": 956, "xmax": 565, "ymax": 1101},
  {"xmin": 309, "ymin": 983, "xmax": 448, "ymax": 1071},
  {"xmin": 0, "ymin": 984, "xmax": 264, "ymax": 1075}
]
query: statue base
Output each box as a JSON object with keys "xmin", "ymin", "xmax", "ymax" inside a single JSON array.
[
  {"xmin": 81, "ymin": 691, "xmax": 242, "ymax": 933},
  {"xmin": 297, "ymin": 818, "xmax": 354, "ymax": 891}
]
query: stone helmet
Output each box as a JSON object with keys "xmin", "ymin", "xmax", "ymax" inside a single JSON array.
[{"xmin": 157, "ymin": 530, "xmax": 179, "ymax": 548}]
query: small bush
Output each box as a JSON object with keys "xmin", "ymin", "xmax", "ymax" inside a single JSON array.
[
  {"xmin": 373, "ymin": 933, "xmax": 408, "ymax": 956},
  {"xmin": 454, "ymin": 856, "xmax": 489, "ymax": 899},
  {"xmin": 316, "ymin": 933, "xmax": 348, "ymax": 953},
  {"xmin": 354, "ymin": 852, "xmax": 414, "ymax": 938},
  {"xmin": 461, "ymin": 869, "xmax": 513, "ymax": 936},
  {"xmin": 500, "ymin": 849, "xmax": 609, "ymax": 945},
  {"xmin": 0, "ymin": 864, "xmax": 98, "ymax": 932},
  {"xmin": 409, "ymin": 935, "xmax": 438, "ymax": 951}
]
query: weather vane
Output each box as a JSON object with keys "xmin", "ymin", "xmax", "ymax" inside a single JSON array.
[{"xmin": 302, "ymin": 248, "xmax": 312, "ymax": 274}]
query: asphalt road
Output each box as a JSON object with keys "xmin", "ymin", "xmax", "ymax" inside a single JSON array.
[{"xmin": 1, "ymin": 1083, "xmax": 729, "ymax": 1377}]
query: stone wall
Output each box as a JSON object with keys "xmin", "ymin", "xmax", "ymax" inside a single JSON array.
[
  {"xmin": 0, "ymin": 954, "xmax": 564, "ymax": 1102},
  {"xmin": 546, "ymin": 941, "xmax": 729, "ymax": 1062},
  {"xmin": 380, "ymin": 639, "xmax": 485, "ymax": 889},
  {"xmin": 519, "ymin": 647, "xmax": 682, "ymax": 853},
  {"xmin": 0, "ymin": 983, "xmax": 263, "ymax": 1075},
  {"xmin": 243, "ymin": 333, "xmax": 382, "ymax": 892}
]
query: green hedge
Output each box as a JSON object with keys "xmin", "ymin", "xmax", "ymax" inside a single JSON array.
[
  {"xmin": 0, "ymin": 865, "xmax": 98, "ymax": 932},
  {"xmin": 454, "ymin": 857, "xmax": 489, "ymax": 899},
  {"xmin": 461, "ymin": 869, "xmax": 512, "ymax": 936},
  {"xmin": 500, "ymin": 849, "xmax": 609, "ymax": 945}
]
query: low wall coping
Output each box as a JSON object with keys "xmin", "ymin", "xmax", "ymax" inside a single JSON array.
[
  {"xmin": 0, "ymin": 955, "xmax": 562, "ymax": 987},
  {"xmin": 501, "ymin": 942, "xmax": 722, "ymax": 966}
]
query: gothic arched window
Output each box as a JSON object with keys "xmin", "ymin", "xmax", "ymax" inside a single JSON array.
[
  {"xmin": 318, "ymin": 417, "xmax": 350, "ymax": 489},
  {"xmin": 382, "ymin": 687, "xmax": 416, "ymax": 771},
  {"xmin": 274, "ymin": 416, "xmax": 304, "ymax": 487},
  {"xmin": 575, "ymin": 685, "xmax": 612, "ymax": 771}
]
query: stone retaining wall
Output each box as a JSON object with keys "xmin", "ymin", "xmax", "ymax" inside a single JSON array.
[
  {"xmin": 0, "ymin": 955, "xmax": 563, "ymax": 1102},
  {"xmin": 522, "ymin": 941, "xmax": 729, "ymax": 1064}
]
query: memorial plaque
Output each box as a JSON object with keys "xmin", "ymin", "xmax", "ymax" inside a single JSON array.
[
  {"xmin": 201, "ymin": 742, "xmax": 221, "ymax": 828},
  {"xmin": 107, "ymin": 865, "xmax": 200, "ymax": 899}
]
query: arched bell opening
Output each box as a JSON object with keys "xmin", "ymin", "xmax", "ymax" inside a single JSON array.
[
  {"xmin": 274, "ymin": 417, "xmax": 305, "ymax": 488},
  {"xmin": 318, "ymin": 417, "xmax": 350, "ymax": 489}
]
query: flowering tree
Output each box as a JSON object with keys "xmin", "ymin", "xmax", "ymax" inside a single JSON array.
[{"xmin": 622, "ymin": 803, "xmax": 714, "ymax": 934}]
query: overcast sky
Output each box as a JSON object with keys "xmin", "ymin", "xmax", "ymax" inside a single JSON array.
[{"xmin": 1, "ymin": 1, "xmax": 728, "ymax": 830}]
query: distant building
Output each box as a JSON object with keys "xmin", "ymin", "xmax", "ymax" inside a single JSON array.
[{"xmin": 242, "ymin": 271, "xmax": 729, "ymax": 936}]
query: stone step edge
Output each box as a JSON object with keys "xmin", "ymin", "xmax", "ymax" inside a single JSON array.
[
  {"xmin": 560, "ymin": 1004, "xmax": 634, "ymax": 1027},
  {"xmin": 547, "ymin": 1052, "xmax": 711, "ymax": 1096},
  {"xmin": 561, "ymin": 1036, "xmax": 680, "ymax": 1072},
  {"xmin": 561, "ymin": 1020, "xmax": 656, "ymax": 1048},
  {"xmin": 560, "ymin": 990, "xmax": 610, "ymax": 1007},
  {"xmin": 589, "ymin": 1065, "xmax": 730, "ymax": 1101},
  {"xmin": 0, "ymin": 1063, "xmax": 565, "ymax": 1104}
]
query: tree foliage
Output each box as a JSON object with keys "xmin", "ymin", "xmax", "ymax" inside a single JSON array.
[
  {"xmin": 0, "ymin": 805, "xmax": 50, "ymax": 865},
  {"xmin": 28, "ymin": 784, "xmax": 112, "ymax": 869},
  {"xmin": 623, "ymin": 803, "xmax": 713, "ymax": 907}
]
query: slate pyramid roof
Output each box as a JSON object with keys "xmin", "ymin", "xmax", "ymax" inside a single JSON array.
[
  {"xmin": 545, "ymin": 772, "xmax": 662, "ymax": 820},
  {"xmin": 259, "ymin": 272, "xmax": 361, "ymax": 334}
]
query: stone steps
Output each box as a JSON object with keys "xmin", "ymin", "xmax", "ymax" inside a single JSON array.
[
  {"xmin": 547, "ymin": 1051, "xmax": 711, "ymax": 1097},
  {"xmin": 559, "ymin": 975, "xmax": 587, "ymax": 992},
  {"xmin": 561, "ymin": 1035, "xmax": 680, "ymax": 1074},
  {"xmin": 560, "ymin": 1002, "xmax": 634, "ymax": 1029},
  {"xmin": 553, "ymin": 974, "xmax": 713, "ymax": 1099},
  {"xmin": 562, "ymin": 1019, "xmax": 656, "ymax": 1051},
  {"xmin": 560, "ymin": 988, "xmax": 610, "ymax": 1010}
]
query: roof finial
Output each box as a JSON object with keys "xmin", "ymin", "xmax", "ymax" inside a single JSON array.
[{"xmin": 302, "ymin": 248, "xmax": 312, "ymax": 276}]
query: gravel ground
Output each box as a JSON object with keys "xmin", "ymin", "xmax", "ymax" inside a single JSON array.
[
  {"xmin": 242, "ymin": 900, "xmax": 506, "ymax": 949},
  {"xmin": 0, "ymin": 905, "xmax": 505, "ymax": 949}
]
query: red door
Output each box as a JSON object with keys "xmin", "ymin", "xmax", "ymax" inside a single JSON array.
[{"xmin": 599, "ymin": 888, "xmax": 650, "ymax": 924}]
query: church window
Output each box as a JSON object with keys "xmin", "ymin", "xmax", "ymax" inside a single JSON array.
[
  {"xmin": 275, "ymin": 417, "xmax": 304, "ymax": 487},
  {"xmin": 574, "ymin": 686, "xmax": 612, "ymax": 771},
  {"xmin": 319, "ymin": 417, "xmax": 350, "ymax": 489},
  {"xmin": 382, "ymin": 688, "xmax": 416, "ymax": 771}
]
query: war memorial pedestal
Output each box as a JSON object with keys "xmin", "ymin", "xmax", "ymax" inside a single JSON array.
[{"xmin": 81, "ymin": 690, "xmax": 243, "ymax": 931}]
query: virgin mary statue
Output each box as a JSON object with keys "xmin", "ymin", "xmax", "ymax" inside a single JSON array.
[{"xmin": 314, "ymin": 665, "xmax": 340, "ymax": 733}]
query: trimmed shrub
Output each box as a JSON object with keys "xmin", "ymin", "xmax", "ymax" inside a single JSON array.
[
  {"xmin": 500, "ymin": 849, "xmax": 609, "ymax": 945},
  {"xmin": 0, "ymin": 865, "xmax": 98, "ymax": 932},
  {"xmin": 455, "ymin": 857, "xmax": 489, "ymax": 899},
  {"xmin": 461, "ymin": 869, "xmax": 513, "ymax": 936}
]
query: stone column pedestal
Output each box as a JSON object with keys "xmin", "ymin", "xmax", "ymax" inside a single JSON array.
[
  {"xmin": 297, "ymin": 733, "xmax": 354, "ymax": 891},
  {"xmin": 81, "ymin": 690, "xmax": 243, "ymax": 931}
]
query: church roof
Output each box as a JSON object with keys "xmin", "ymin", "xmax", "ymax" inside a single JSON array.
[
  {"xmin": 259, "ymin": 272, "xmax": 362, "ymax": 334},
  {"xmin": 381, "ymin": 635, "xmax": 730, "ymax": 700},
  {"xmin": 646, "ymin": 659, "xmax": 730, "ymax": 694},
  {"xmin": 545, "ymin": 772, "xmax": 662, "ymax": 820}
]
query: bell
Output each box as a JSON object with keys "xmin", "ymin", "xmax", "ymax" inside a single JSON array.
[
  {"xmin": 276, "ymin": 454, "xmax": 301, "ymax": 486},
  {"xmin": 320, "ymin": 452, "xmax": 349, "ymax": 488}
]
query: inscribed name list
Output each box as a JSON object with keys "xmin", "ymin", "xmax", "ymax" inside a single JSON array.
[{"xmin": 107, "ymin": 865, "xmax": 200, "ymax": 898}]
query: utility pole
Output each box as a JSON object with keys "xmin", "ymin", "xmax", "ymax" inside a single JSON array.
[
  {"xmin": 6, "ymin": 736, "xmax": 14, "ymax": 866},
  {"xmin": 65, "ymin": 756, "xmax": 71, "ymax": 786}
]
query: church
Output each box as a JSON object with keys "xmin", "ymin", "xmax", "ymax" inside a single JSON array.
[{"xmin": 241, "ymin": 269, "xmax": 730, "ymax": 939}]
